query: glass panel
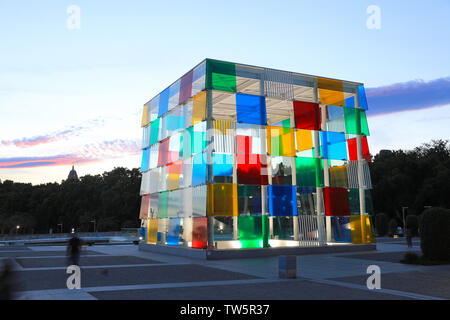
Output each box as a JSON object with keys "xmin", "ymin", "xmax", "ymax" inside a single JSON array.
[
  {"xmin": 214, "ymin": 217, "xmax": 234, "ymax": 242},
  {"xmin": 157, "ymin": 218, "xmax": 167, "ymax": 245},
  {"xmin": 295, "ymin": 129, "xmax": 314, "ymax": 152},
  {"xmin": 179, "ymin": 69, "xmax": 193, "ymax": 105},
  {"xmin": 238, "ymin": 215, "xmax": 269, "ymax": 248},
  {"xmin": 344, "ymin": 107, "xmax": 370, "ymax": 136},
  {"xmin": 213, "ymin": 120, "xmax": 234, "ymax": 154},
  {"xmin": 293, "ymin": 101, "xmax": 321, "ymax": 130},
  {"xmin": 347, "ymin": 136, "xmax": 371, "ymax": 162},
  {"xmin": 168, "ymin": 79, "xmax": 180, "ymax": 112},
  {"xmin": 149, "ymin": 143, "xmax": 159, "ymax": 169},
  {"xmin": 149, "ymin": 95, "xmax": 159, "ymax": 122},
  {"xmin": 326, "ymin": 105, "xmax": 346, "ymax": 133},
  {"xmin": 272, "ymin": 216, "xmax": 294, "ymax": 240},
  {"xmin": 236, "ymin": 124, "xmax": 263, "ymax": 155},
  {"xmin": 192, "ymin": 91, "xmax": 207, "ymax": 125},
  {"xmin": 236, "ymin": 93, "xmax": 267, "ymax": 125},
  {"xmin": 268, "ymin": 185, "xmax": 297, "ymax": 217},
  {"xmin": 158, "ymin": 88, "xmax": 170, "ymax": 117},
  {"xmin": 166, "ymin": 106, "xmax": 184, "ymax": 136},
  {"xmin": 267, "ymin": 126, "xmax": 295, "ymax": 157},
  {"xmin": 147, "ymin": 218, "xmax": 158, "ymax": 244},
  {"xmin": 168, "ymin": 132, "xmax": 182, "ymax": 164},
  {"xmin": 192, "ymin": 152, "xmax": 206, "ymax": 186},
  {"xmin": 192, "ymin": 60, "xmax": 206, "ymax": 96},
  {"xmin": 207, "ymin": 59, "xmax": 236, "ymax": 92},
  {"xmin": 318, "ymin": 78, "xmax": 345, "ymax": 107},
  {"xmin": 329, "ymin": 160, "xmax": 349, "ymax": 188},
  {"xmin": 236, "ymin": 153, "xmax": 268, "ymax": 185},
  {"xmin": 207, "ymin": 183, "xmax": 238, "ymax": 217},
  {"xmin": 358, "ymin": 85, "xmax": 369, "ymax": 111},
  {"xmin": 167, "ymin": 160, "xmax": 182, "ymax": 190},
  {"xmin": 167, "ymin": 218, "xmax": 181, "ymax": 246},
  {"xmin": 140, "ymin": 148, "xmax": 150, "ymax": 172},
  {"xmin": 323, "ymin": 187, "xmax": 350, "ymax": 216},
  {"xmin": 331, "ymin": 216, "xmax": 352, "ymax": 242},
  {"xmin": 149, "ymin": 193, "xmax": 159, "ymax": 218},
  {"xmin": 158, "ymin": 191, "xmax": 169, "ymax": 218},
  {"xmin": 182, "ymin": 101, "xmax": 193, "ymax": 129},
  {"xmin": 149, "ymin": 167, "xmax": 161, "ymax": 194},
  {"xmin": 139, "ymin": 195, "xmax": 150, "ymax": 219},
  {"xmin": 168, "ymin": 190, "xmax": 182, "ymax": 217},
  {"xmin": 141, "ymin": 105, "xmax": 149, "ymax": 127},
  {"xmin": 350, "ymin": 215, "xmax": 376, "ymax": 244},
  {"xmin": 213, "ymin": 153, "xmax": 233, "ymax": 183},
  {"xmin": 192, "ymin": 217, "xmax": 207, "ymax": 248},
  {"xmin": 192, "ymin": 185, "xmax": 207, "ymax": 217},
  {"xmin": 158, "ymin": 139, "xmax": 169, "ymax": 167},
  {"xmin": 150, "ymin": 118, "xmax": 160, "ymax": 145},
  {"xmin": 320, "ymin": 131, "xmax": 348, "ymax": 160},
  {"xmin": 140, "ymin": 171, "xmax": 150, "ymax": 195},
  {"xmin": 238, "ymin": 185, "xmax": 266, "ymax": 215},
  {"xmin": 142, "ymin": 125, "xmax": 151, "ymax": 149},
  {"xmin": 297, "ymin": 187, "xmax": 317, "ymax": 215},
  {"xmin": 295, "ymin": 157, "xmax": 324, "ymax": 187},
  {"xmin": 271, "ymin": 156, "xmax": 293, "ymax": 186}
]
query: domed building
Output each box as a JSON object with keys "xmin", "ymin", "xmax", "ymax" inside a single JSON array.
[{"xmin": 68, "ymin": 165, "xmax": 79, "ymax": 181}]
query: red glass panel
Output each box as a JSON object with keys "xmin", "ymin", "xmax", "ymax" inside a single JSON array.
[
  {"xmin": 192, "ymin": 217, "xmax": 207, "ymax": 248},
  {"xmin": 347, "ymin": 137, "xmax": 371, "ymax": 162},
  {"xmin": 323, "ymin": 187, "xmax": 350, "ymax": 216},
  {"xmin": 293, "ymin": 101, "xmax": 321, "ymax": 130},
  {"xmin": 237, "ymin": 153, "xmax": 268, "ymax": 185}
]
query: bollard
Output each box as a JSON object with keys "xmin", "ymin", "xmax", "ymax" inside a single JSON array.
[{"xmin": 279, "ymin": 255, "xmax": 296, "ymax": 279}]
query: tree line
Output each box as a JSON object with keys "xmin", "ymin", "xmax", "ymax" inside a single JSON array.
[{"xmin": 0, "ymin": 139, "xmax": 448, "ymax": 235}]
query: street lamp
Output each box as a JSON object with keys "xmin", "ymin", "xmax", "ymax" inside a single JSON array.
[{"xmin": 16, "ymin": 225, "xmax": 20, "ymax": 235}]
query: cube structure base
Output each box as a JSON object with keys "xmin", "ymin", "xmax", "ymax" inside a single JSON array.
[{"xmin": 138, "ymin": 59, "xmax": 376, "ymax": 257}]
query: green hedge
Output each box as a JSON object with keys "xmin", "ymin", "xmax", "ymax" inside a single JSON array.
[{"xmin": 420, "ymin": 207, "xmax": 450, "ymax": 261}]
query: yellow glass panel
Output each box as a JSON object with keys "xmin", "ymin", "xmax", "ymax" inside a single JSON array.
[
  {"xmin": 296, "ymin": 129, "xmax": 313, "ymax": 152},
  {"xmin": 350, "ymin": 215, "xmax": 376, "ymax": 244},
  {"xmin": 147, "ymin": 218, "xmax": 158, "ymax": 244},
  {"xmin": 192, "ymin": 91, "xmax": 207, "ymax": 125},
  {"xmin": 267, "ymin": 126, "xmax": 295, "ymax": 157},
  {"xmin": 207, "ymin": 183, "xmax": 238, "ymax": 217},
  {"xmin": 318, "ymin": 78, "xmax": 345, "ymax": 107},
  {"xmin": 329, "ymin": 165, "xmax": 349, "ymax": 187},
  {"xmin": 141, "ymin": 105, "xmax": 149, "ymax": 127}
]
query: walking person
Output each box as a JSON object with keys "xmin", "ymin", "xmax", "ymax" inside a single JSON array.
[
  {"xmin": 67, "ymin": 233, "xmax": 82, "ymax": 266},
  {"xmin": 406, "ymin": 228, "xmax": 413, "ymax": 248}
]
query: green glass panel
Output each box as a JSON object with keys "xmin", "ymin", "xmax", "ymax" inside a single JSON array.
[
  {"xmin": 272, "ymin": 216, "xmax": 294, "ymax": 240},
  {"xmin": 348, "ymin": 188, "xmax": 360, "ymax": 215},
  {"xmin": 150, "ymin": 118, "xmax": 160, "ymax": 145},
  {"xmin": 344, "ymin": 108, "xmax": 370, "ymax": 136},
  {"xmin": 295, "ymin": 157, "xmax": 324, "ymax": 187},
  {"xmin": 206, "ymin": 60, "xmax": 236, "ymax": 92},
  {"xmin": 238, "ymin": 215, "xmax": 269, "ymax": 248},
  {"xmin": 158, "ymin": 191, "xmax": 169, "ymax": 218}
]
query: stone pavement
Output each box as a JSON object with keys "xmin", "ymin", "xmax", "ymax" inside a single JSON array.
[{"xmin": 0, "ymin": 237, "xmax": 448, "ymax": 300}]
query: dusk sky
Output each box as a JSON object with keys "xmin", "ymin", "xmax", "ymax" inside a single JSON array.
[{"xmin": 1, "ymin": 0, "xmax": 449, "ymax": 184}]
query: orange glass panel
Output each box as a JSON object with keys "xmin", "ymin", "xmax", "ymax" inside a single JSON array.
[
  {"xmin": 350, "ymin": 215, "xmax": 376, "ymax": 244},
  {"xmin": 141, "ymin": 105, "xmax": 149, "ymax": 127},
  {"xmin": 295, "ymin": 129, "xmax": 314, "ymax": 152},
  {"xmin": 147, "ymin": 218, "xmax": 158, "ymax": 244},
  {"xmin": 318, "ymin": 78, "xmax": 345, "ymax": 107},
  {"xmin": 207, "ymin": 183, "xmax": 238, "ymax": 217},
  {"xmin": 192, "ymin": 91, "xmax": 207, "ymax": 125}
]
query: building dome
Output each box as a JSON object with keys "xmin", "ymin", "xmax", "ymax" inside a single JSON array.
[{"xmin": 68, "ymin": 165, "xmax": 79, "ymax": 180}]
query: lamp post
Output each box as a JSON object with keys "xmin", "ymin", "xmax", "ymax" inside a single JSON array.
[{"xmin": 16, "ymin": 225, "xmax": 20, "ymax": 235}]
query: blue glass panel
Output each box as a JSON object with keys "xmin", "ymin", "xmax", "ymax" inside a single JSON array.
[
  {"xmin": 140, "ymin": 148, "xmax": 150, "ymax": 172},
  {"xmin": 345, "ymin": 96, "xmax": 355, "ymax": 108},
  {"xmin": 166, "ymin": 113, "xmax": 183, "ymax": 132},
  {"xmin": 192, "ymin": 153, "xmax": 206, "ymax": 186},
  {"xmin": 268, "ymin": 185, "xmax": 297, "ymax": 216},
  {"xmin": 321, "ymin": 131, "xmax": 347, "ymax": 160},
  {"xmin": 167, "ymin": 218, "xmax": 181, "ymax": 246},
  {"xmin": 236, "ymin": 93, "xmax": 267, "ymax": 125},
  {"xmin": 332, "ymin": 216, "xmax": 352, "ymax": 242},
  {"xmin": 213, "ymin": 154, "xmax": 233, "ymax": 177},
  {"xmin": 158, "ymin": 88, "xmax": 170, "ymax": 117},
  {"xmin": 358, "ymin": 85, "xmax": 368, "ymax": 110}
]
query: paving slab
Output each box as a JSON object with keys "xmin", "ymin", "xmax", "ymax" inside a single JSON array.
[
  {"xmin": 15, "ymin": 255, "xmax": 162, "ymax": 268},
  {"xmin": 328, "ymin": 269, "xmax": 450, "ymax": 299},
  {"xmin": 336, "ymin": 251, "xmax": 421, "ymax": 264},
  {"xmin": 89, "ymin": 279, "xmax": 412, "ymax": 300},
  {"xmin": 12, "ymin": 264, "xmax": 260, "ymax": 291}
]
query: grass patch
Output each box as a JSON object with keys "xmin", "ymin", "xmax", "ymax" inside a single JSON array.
[{"xmin": 400, "ymin": 252, "xmax": 450, "ymax": 266}]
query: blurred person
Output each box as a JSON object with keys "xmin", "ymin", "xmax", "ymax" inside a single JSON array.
[
  {"xmin": 0, "ymin": 259, "xmax": 16, "ymax": 300},
  {"xmin": 66, "ymin": 233, "xmax": 82, "ymax": 266}
]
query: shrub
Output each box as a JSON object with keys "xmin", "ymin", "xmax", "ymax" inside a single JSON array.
[
  {"xmin": 406, "ymin": 215, "xmax": 419, "ymax": 236},
  {"xmin": 375, "ymin": 213, "xmax": 389, "ymax": 236},
  {"xmin": 420, "ymin": 207, "xmax": 450, "ymax": 261},
  {"xmin": 388, "ymin": 218, "xmax": 398, "ymax": 236}
]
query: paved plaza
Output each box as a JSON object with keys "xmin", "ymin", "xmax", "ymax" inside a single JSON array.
[{"xmin": 0, "ymin": 237, "xmax": 448, "ymax": 300}]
